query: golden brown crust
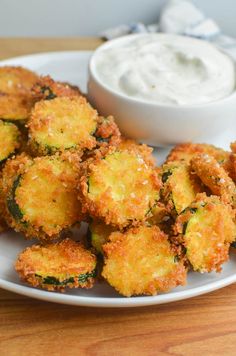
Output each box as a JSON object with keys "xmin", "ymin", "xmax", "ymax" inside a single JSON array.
[
  {"xmin": 118, "ymin": 138, "xmax": 155, "ymax": 166},
  {"xmin": 0, "ymin": 120, "xmax": 21, "ymax": 162},
  {"xmin": 0, "ymin": 66, "xmax": 38, "ymax": 121},
  {"xmin": 190, "ymin": 153, "xmax": 236, "ymax": 206},
  {"xmin": 230, "ymin": 154, "xmax": 236, "ymax": 181},
  {"xmin": 231, "ymin": 142, "xmax": 236, "ymax": 154},
  {"xmin": 0, "ymin": 93, "xmax": 34, "ymax": 121},
  {"xmin": 0, "ymin": 66, "xmax": 38, "ymax": 96},
  {"xmin": 31, "ymin": 75, "xmax": 82, "ymax": 101},
  {"xmin": 95, "ymin": 116, "xmax": 121, "ymax": 147},
  {"xmin": 166, "ymin": 143, "xmax": 230, "ymax": 165},
  {"xmin": 174, "ymin": 193, "xmax": 236, "ymax": 272},
  {"xmin": 15, "ymin": 238, "xmax": 97, "ymax": 291},
  {"xmin": 160, "ymin": 161, "xmax": 203, "ymax": 215},
  {"xmin": 79, "ymin": 149, "xmax": 161, "ymax": 228},
  {"xmin": 28, "ymin": 96, "xmax": 98, "ymax": 155},
  {"xmin": 1, "ymin": 152, "xmax": 83, "ymax": 241},
  {"xmin": 102, "ymin": 225, "xmax": 186, "ymax": 297}
]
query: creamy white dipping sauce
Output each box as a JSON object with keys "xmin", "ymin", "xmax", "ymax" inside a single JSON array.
[{"xmin": 94, "ymin": 34, "xmax": 235, "ymax": 106}]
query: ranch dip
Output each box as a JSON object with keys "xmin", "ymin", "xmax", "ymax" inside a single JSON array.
[{"xmin": 94, "ymin": 34, "xmax": 235, "ymax": 106}]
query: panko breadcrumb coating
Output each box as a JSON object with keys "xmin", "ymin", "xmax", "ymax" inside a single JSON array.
[
  {"xmin": 31, "ymin": 75, "xmax": 82, "ymax": 101},
  {"xmin": 0, "ymin": 120, "xmax": 21, "ymax": 162},
  {"xmin": 160, "ymin": 161, "xmax": 203, "ymax": 215},
  {"xmin": 230, "ymin": 154, "xmax": 236, "ymax": 181},
  {"xmin": 174, "ymin": 193, "xmax": 236, "ymax": 272},
  {"xmin": 94, "ymin": 116, "xmax": 121, "ymax": 148},
  {"xmin": 0, "ymin": 66, "xmax": 38, "ymax": 96},
  {"xmin": 231, "ymin": 142, "xmax": 236, "ymax": 153},
  {"xmin": 190, "ymin": 153, "xmax": 236, "ymax": 206},
  {"xmin": 28, "ymin": 96, "xmax": 98, "ymax": 155},
  {"xmin": 79, "ymin": 148, "xmax": 161, "ymax": 228},
  {"xmin": 148, "ymin": 202, "xmax": 172, "ymax": 228},
  {"xmin": 88, "ymin": 219, "xmax": 116, "ymax": 255},
  {"xmin": 1, "ymin": 152, "xmax": 82, "ymax": 241},
  {"xmin": 102, "ymin": 225, "xmax": 187, "ymax": 297},
  {"xmin": 0, "ymin": 93, "xmax": 34, "ymax": 121},
  {"xmin": 166, "ymin": 143, "xmax": 230, "ymax": 165},
  {"xmin": 0, "ymin": 66, "xmax": 38, "ymax": 121},
  {"xmin": 118, "ymin": 138, "xmax": 155, "ymax": 166},
  {"xmin": 15, "ymin": 238, "xmax": 97, "ymax": 291}
]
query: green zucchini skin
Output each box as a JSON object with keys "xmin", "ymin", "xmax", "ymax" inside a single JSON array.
[
  {"xmin": 7, "ymin": 175, "xmax": 24, "ymax": 221},
  {"xmin": 40, "ymin": 86, "xmax": 57, "ymax": 100},
  {"xmin": 161, "ymin": 170, "xmax": 173, "ymax": 183},
  {"xmin": 36, "ymin": 269, "xmax": 97, "ymax": 287}
]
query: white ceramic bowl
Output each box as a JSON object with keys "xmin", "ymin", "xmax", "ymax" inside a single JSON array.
[{"xmin": 88, "ymin": 34, "xmax": 236, "ymax": 147}]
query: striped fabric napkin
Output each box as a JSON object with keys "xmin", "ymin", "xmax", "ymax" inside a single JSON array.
[{"xmin": 100, "ymin": 0, "xmax": 236, "ymax": 59}]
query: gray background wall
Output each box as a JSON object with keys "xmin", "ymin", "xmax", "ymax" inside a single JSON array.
[{"xmin": 0, "ymin": 0, "xmax": 235, "ymax": 37}]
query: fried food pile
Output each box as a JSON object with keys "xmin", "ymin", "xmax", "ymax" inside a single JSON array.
[{"xmin": 0, "ymin": 66, "xmax": 236, "ymax": 297}]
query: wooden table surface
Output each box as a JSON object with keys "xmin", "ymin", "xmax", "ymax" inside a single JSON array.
[{"xmin": 0, "ymin": 38, "xmax": 236, "ymax": 356}]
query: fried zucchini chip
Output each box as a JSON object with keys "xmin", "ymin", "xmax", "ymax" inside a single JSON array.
[
  {"xmin": 166, "ymin": 143, "xmax": 229, "ymax": 165},
  {"xmin": 118, "ymin": 138, "xmax": 155, "ymax": 166},
  {"xmin": 175, "ymin": 194, "xmax": 236, "ymax": 272},
  {"xmin": 28, "ymin": 96, "xmax": 98, "ymax": 155},
  {"xmin": 0, "ymin": 120, "xmax": 21, "ymax": 162},
  {"xmin": 31, "ymin": 75, "xmax": 82, "ymax": 101},
  {"xmin": 160, "ymin": 161, "xmax": 203, "ymax": 215},
  {"xmin": 80, "ymin": 149, "xmax": 161, "ymax": 228},
  {"xmin": 148, "ymin": 202, "xmax": 170, "ymax": 225},
  {"xmin": 15, "ymin": 238, "xmax": 97, "ymax": 291},
  {"xmin": 0, "ymin": 66, "xmax": 38, "ymax": 121},
  {"xmin": 1, "ymin": 152, "xmax": 82, "ymax": 241},
  {"xmin": 231, "ymin": 142, "xmax": 236, "ymax": 153},
  {"xmin": 229, "ymin": 154, "xmax": 236, "ymax": 182},
  {"xmin": 0, "ymin": 66, "xmax": 38, "ymax": 96},
  {"xmin": 191, "ymin": 153, "xmax": 236, "ymax": 206},
  {"xmin": 88, "ymin": 220, "xmax": 116, "ymax": 255},
  {"xmin": 0, "ymin": 176, "xmax": 7, "ymax": 232},
  {"xmin": 0, "ymin": 93, "xmax": 34, "ymax": 121},
  {"xmin": 102, "ymin": 225, "xmax": 186, "ymax": 297},
  {"xmin": 94, "ymin": 116, "xmax": 121, "ymax": 148},
  {"xmin": 148, "ymin": 202, "xmax": 173, "ymax": 234}
]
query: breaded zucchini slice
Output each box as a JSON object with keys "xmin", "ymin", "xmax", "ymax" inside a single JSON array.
[
  {"xmin": 0, "ymin": 120, "xmax": 21, "ymax": 162},
  {"xmin": 175, "ymin": 194, "xmax": 236, "ymax": 272},
  {"xmin": 28, "ymin": 96, "xmax": 98, "ymax": 155},
  {"xmin": 0, "ymin": 66, "xmax": 38, "ymax": 121},
  {"xmin": 80, "ymin": 150, "xmax": 161, "ymax": 227},
  {"xmin": 160, "ymin": 161, "xmax": 202, "ymax": 215},
  {"xmin": 0, "ymin": 66, "xmax": 38, "ymax": 96},
  {"xmin": 102, "ymin": 225, "xmax": 186, "ymax": 297},
  {"xmin": 166, "ymin": 143, "xmax": 229, "ymax": 165},
  {"xmin": 31, "ymin": 75, "xmax": 81, "ymax": 101},
  {"xmin": 191, "ymin": 153, "xmax": 236, "ymax": 206},
  {"xmin": 118, "ymin": 138, "xmax": 155, "ymax": 166},
  {"xmin": 229, "ymin": 154, "xmax": 236, "ymax": 182},
  {"xmin": 1, "ymin": 152, "xmax": 82, "ymax": 241},
  {"xmin": 231, "ymin": 142, "xmax": 236, "ymax": 153},
  {"xmin": 88, "ymin": 220, "xmax": 116, "ymax": 255},
  {"xmin": 0, "ymin": 94, "xmax": 34, "ymax": 121},
  {"xmin": 15, "ymin": 238, "xmax": 97, "ymax": 291},
  {"xmin": 94, "ymin": 116, "xmax": 121, "ymax": 148},
  {"xmin": 147, "ymin": 202, "xmax": 173, "ymax": 234}
]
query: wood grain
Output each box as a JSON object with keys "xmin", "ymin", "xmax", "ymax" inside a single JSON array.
[
  {"xmin": 0, "ymin": 38, "xmax": 236, "ymax": 356},
  {"xmin": 0, "ymin": 37, "xmax": 103, "ymax": 60},
  {"xmin": 0, "ymin": 285, "xmax": 236, "ymax": 355}
]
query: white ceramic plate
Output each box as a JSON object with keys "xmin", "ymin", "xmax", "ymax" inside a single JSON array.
[{"xmin": 0, "ymin": 51, "xmax": 236, "ymax": 308}]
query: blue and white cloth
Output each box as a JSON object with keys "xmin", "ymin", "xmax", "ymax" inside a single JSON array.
[{"xmin": 100, "ymin": 0, "xmax": 236, "ymax": 59}]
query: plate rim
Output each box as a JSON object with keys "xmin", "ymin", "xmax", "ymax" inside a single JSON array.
[
  {"xmin": 1, "ymin": 273, "xmax": 236, "ymax": 308},
  {"xmin": 0, "ymin": 50, "xmax": 235, "ymax": 307}
]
